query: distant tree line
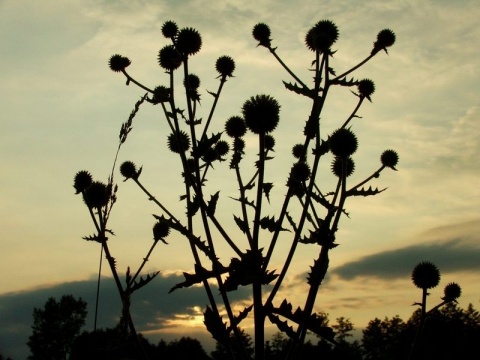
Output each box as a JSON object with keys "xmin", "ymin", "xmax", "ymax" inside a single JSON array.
[{"xmin": 17, "ymin": 294, "xmax": 480, "ymax": 360}]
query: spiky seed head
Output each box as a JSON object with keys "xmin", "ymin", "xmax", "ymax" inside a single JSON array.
[
  {"xmin": 411, "ymin": 261, "xmax": 441, "ymax": 289},
  {"xmin": 202, "ymin": 147, "xmax": 218, "ymax": 163},
  {"xmin": 381, "ymin": 149, "xmax": 399, "ymax": 170},
  {"xmin": 109, "ymin": 54, "xmax": 131, "ymax": 72},
  {"xmin": 329, "ymin": 128, "xmax": 358, "ymax": 157},
  {"xmin": 331, "ymin": 157, "xmax": 355, "ymax": 178},
  {"xmin": 242, "ymin": 94, "xmax": 280, "ymax": 134},
  {"xmin": 73, "ymin": 170, "xmax": 93, "ymax": 194},
  {"xmin": 119, "ymin": 161, "xmax": 138, "ymax": 180},
  {"xmin": 305, "ymin": 20, "xmax": 339, "ymax": 52},
  {"xmin": 216, "ymin": 56, "xmax": 235, "ymax": 77},
  {"xmin": 83, "ymin": 181, "xmax": 109, "ymax": 209},
  {"xmin": 161, "ymin": 20, "xmax": 178, "ymax": 38},
  {"xmin": 167, "ymin": 131, "xmax": 191, "ymax": 153},
  {"xmin": 287, "ymin": 178, "xmax": 305, "ymax": 198},
  {"xmin": 372, "ymin": 29, "xmax": 396, "ymax": 55},
  {"xmin": 225, "ymin": 116, "xmax": 247, "ymax": 138},
  {"xmin": 152, "ymin": 85, "xmax": 170, "ymax": 103},
  {"xmin": 234, "ymin": 137, "xmax": 245, "ymax": 152},
  {"xmin": 292, "ymin": 144, "xmax": 306, "ymax": 160},
  {"xmin": 265, "ymin": 134, "xmax": 275, "ymax": 151},
  {"xmin": 158, "ymin": 45, "xmax": 182, "ymax": 71},
  {"xmin": 153, "ymin": 220, "xmax": 170, "ymax": 240},
  {"xmin": 290, "ymin": 162, "xmax": 311, "ymax": 182},
  {"xmin": 215, "ymin": 140, "xmax": 230, "ymax": 157},
  {"xmin": 358, "ymin": 79, "xmax": 375, "ymax": 99},
  {"xmin": 184, "ymin": 74, "xmax": 200, "ymax": 90},
  {"xmin": 252, "ymin": 23, "xmax": 271, "ymax": 47},
  {"xmin": 176, "ymin": 27, "xmax": 202, "ymax": 55},
  {"xmin": 442, "ymin": 282, "xmax": 462, "ymax": 302}
]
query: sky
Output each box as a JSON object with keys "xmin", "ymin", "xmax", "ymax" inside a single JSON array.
[{"xmin": 1, "ymin": 0, "xmax": 479, "ymax": 358}]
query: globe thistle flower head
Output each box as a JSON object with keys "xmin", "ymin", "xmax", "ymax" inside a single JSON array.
[
  {"xmin": 305, "ymin": 20, "xmax": 339, "ymax": 52},
  {"xmin": 120, "ymin": 161, "xmax": 138, "ymax": 180},
  {"xmin": 225, "ymin": 116, "xmax": 247, "ymax": 138},
  {"xmin": 411, "ymin": 261, "xmax": 441, "ymax": 289},
  {"xmin": 167, "ymin": 131, "xmax": 191, "ymax": 153},
  {"xmin": 152, "ymin": 85, "xmax": 170, "ymax": 104},
  {"xmin": 158, "ymin": 45, "xmax": 182, "ymax": 71},
  {"xmin": 74, "ymin": 170, "xmax": 93, "ymax": 194},
  {"xmin": 216, "ymin": 56, "xmax": 235, "ymax": 77},
  {"xmin": 109, "ymin": 54, "xmax": 131, "ymax": 72},
  {"xmin": 242, "ymin": 94, "xmax": 280, "ymax": 134},
  {"xmin": 161, "ymin": 20, "xmax": 178, "ymax": 38},
  {"xmin": 252, "ymin": 23, "xmax": 271, "ymax": 47},
  {"xmin": 287, "ymin": 178, "xmax": 305, "ymax": 198},
  {"xmin": 372, "ymin": 29, "xmax": 396, "ymax": 55},
  {"xmin": 331, "ymin": 157, "xmax": 355, "ymax": 178},
  {"xmin": 234, "ymin": 137, "xmax": 245, "ymax": 153},
  {"xmin": 176, "ymin": 27, "xmax": 202, "ymax": 56},
  {"xmin": 153, "ymin": 220, "xmax": 170, "ymax": 240},
  {"xmin": 381, "ymin": 149, "xmax": 399, "ymax": 170},
  {"xmin": 215, "ymin": 140, "xmax": 230, "ymax": 157},
  {"xmin": 184, "ymin": 74, "xmax": 201, "ymax": 90},
  {"xmin": 442, "ymin": 282, "xmax": 462, "ymax": 302},
  {"xmin": 202, "ymin": 147, "xmax": 218, "ymax": 163},
  {"xmin": 290, "ymin": 162, "xmax": 311, "ymax": 182},
  {"xmin": 358, "ymin": 79, "xmax": 375, "ymax": 100},
  {"xmin": 292, "ymin": 144, "xmax": 306, "ymax": 160},
  {"xmin": 329, "ymin": 128, "xmax": 358, "ymax": 158},
  {"xmin": 83, "ymin": 181, "xmax": 110, "ymax": 209},
  {"xmin": 265, "ymin": 134, "xmax": 275, "ymax": 151}
]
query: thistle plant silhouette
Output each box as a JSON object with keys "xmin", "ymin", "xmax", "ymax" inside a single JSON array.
[{"xmin": 74, "ymin": 19, "xmax": 399, "ymax": 359}]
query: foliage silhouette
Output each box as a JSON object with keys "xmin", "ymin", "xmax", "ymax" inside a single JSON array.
[
  {"xmin": 74, "ymin": 18, "xmax": 399, "ymax": 359},
  {"xmin": 27, "ymin": 294, "xmax": 87, "ymax": 360}
]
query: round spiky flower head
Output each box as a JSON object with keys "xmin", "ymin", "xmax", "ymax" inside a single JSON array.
[
  {"xmin": 225, "ymin": 116, "xmax": 247, "ymax": 138},
  {"xmin": 305, "ymin": 20, "xmax": 339, "ymax": 52},
  {"xmin": 381, "ymin": 149, "xmax": 399, "ymax": 170},
  {"xmin": 83, "ymin": 181, "xmax": 109, "ymax": 209},
  {"xmin": 215, "ymin": 140, "xmax": 230, "ymax": 157},
  {"xmin": 290, "ymin": 162, "xmax": 311, "ymax": 182},
  {"xmin": 161, "ymin": 20, "xmax": 178, "ymax": 38},
  {"xmin": 167, "ymin": 131, "xmax": 191, "ymax": 153},
  {"xmin": 153, "ymin": 220, "xmax": 170, "ymax": 240},
  {"xmin": 329, "ymin": 128, "xmax": 358, "ymax": 158},
  {"xmin": 358, "ymin": 79, "xmax": 375, "ymax": 100},
  {"xmin": 442, "ymin": 282, "xmax": 462, "ymax": 302},
  {"xmin": 216, "ymin": 56, "xmax": 235, "ymax": 77},
  {"xmin": 411, "ymin": 261, "xmax": 440, "ymax": 289},
  {"xmin": 252, "ymin": 23, "xmax": 271, "ymax": 47},
  {"xmin": 120, "ymin": 161, "xmax": 138, "ymax": 180},
  {"xmin": 372, "ymin": 29, "xmax": 396, "ymax": 55},
  {"xmin": 184, "ymin": 74, "xmax": 200, "ymax": 90},
  {"xmin": 109, "ymin": 54, "xmax": 131, "ymax": 72},
  {"xmin": 152, "ymin": 85, "xmax": 170, "ymax": 104},
  {"xmin": 265, "ymin": 134, "xmax": 275, "ymax": 151},
  {"xmin": 331, "ymin": 157, "xmax": 355, "ymax": 178},
  {"xmin": 176, "ymin": 27, "xmax": 202, "ymax": 56},
  {"xmin": 242, "ymin": 94, "xmax": 280, "ymax": 134},
  {"xmin": 73, "ymin": 170, "xmax": 93, "ymax": 194},
  {"xmin": 158, "ymin": 45, "xmax": 182, "ymax": 71},
  {"xmin": 234, "ymin": 137, "xmax": 245, "ymax": 152},
  {"xmin": 292, "ymin": 144, "xmax": 306, "ymax": 160}
]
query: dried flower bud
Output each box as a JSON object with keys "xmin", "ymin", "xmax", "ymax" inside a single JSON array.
[
  {"xmin": 216, "ymin": 56, "xmax": 235, "ymax": 77},
  {"xmin": 411, "ymin": 261, "xmax": 440, "ymax": 289},
  {"xmin": 161, "ymin": 20, "xmax": 178, "ymax": 38},
  {"xmin": 202, "ymin": 147, "xmax": 218, "ymax": 163},
  {"xmin": 73, "ymin": 170, "xmax": 93, "ymax": 194},
  {"xmin": 225, "ymin": 116, "xmax": 247, "ymax": 138},
  {"xmin": 83, "ymin": 181, "xmax": 109, "ymax": 209},
  {"xmin": 305, "ymin": 20, "xmax": 339, "ymax": 52},
  {"xmin": 109, "ymin": 54, "xmax": 131, "ymax": 72},
  {"xmin": 120, "ymin": 161, "xmax": 138, "ymax": 180},
  {"xmin": 158, "ymin": 45, "xmax": 182, "ymax": 71},
  {"xmin": 252, "ymin": 23, "xmax": 271, "ymax": 47},
  {"xmin": 152, "ymin": 85, "xmax": 170, "ymax": 103},
  {"xmin": 358, "ymin": 79, "xmax": 375, "ymax": 100},
  {"xmin": 215, "ymin": 140, "xmax": 230, "ymax": 157},
  {"xmin": 153, "ymin": 220, "xmax": 170, "ymax": 240},
  {"xmin": 234, "ymin": 137, "xmax": 245, "ymax": 152},
  {"xmin": 290, "ymin": 162, "xmax": 311, "ymax": 182},
  {"xmin": 329, "ymin": 128, "xmax": 358, "ymax": 158},
  {"xmin": 381, "ymin": 149, "xmax": 399, "ymax": 170},
  {"xmin": 331, "ymin": 157, "xmax": 355, "ymax": 178},
  {"xmin": 442, "ymin": 282, "xmax": 462, "ymax": 302},
  {"xmin": 167, "ymin": 131, "xmax": 191, "ymax": 153},
  {"xmin": 242, "ymin": 94, "xmax": 280, "ymax": 134},
  {"xmin": 265, "ymin": 134, "xmax": 275, "ymax": 151},
  {"xmin": 372, "ymin": 29, "xmax": 396, "ymax": 55},
  {"xmin": 292, "ymin": 144, "xmax": 306, "ymax": 160},
  {"xmin": 176, "ymin": 27, "xmax": 202, "ymax": 56},
  {"xmin": 184, "ymin": 74, "xmax": 200, "ymax": 90}
]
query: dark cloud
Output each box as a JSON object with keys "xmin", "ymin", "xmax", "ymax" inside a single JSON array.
[
  {"xmin": 0, "ymin": 272, "xmax": 251, "ymax": 360},
  {"xmin": 332, "ymin": 237, "xmax": 480, "ymax": 281}
]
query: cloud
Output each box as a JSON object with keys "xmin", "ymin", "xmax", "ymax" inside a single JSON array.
[
  {"xmin": 0, "ymin": 272, "xmax": 251, "ymax": 359},
  {"xmin": 331, "ymin": 219, "xmax": 480, "ymax": 281}
]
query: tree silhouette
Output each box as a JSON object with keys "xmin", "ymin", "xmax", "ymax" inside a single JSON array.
[{"xmin": 27, "ymin": 294, "xmax": 87, "ymax": 360}]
